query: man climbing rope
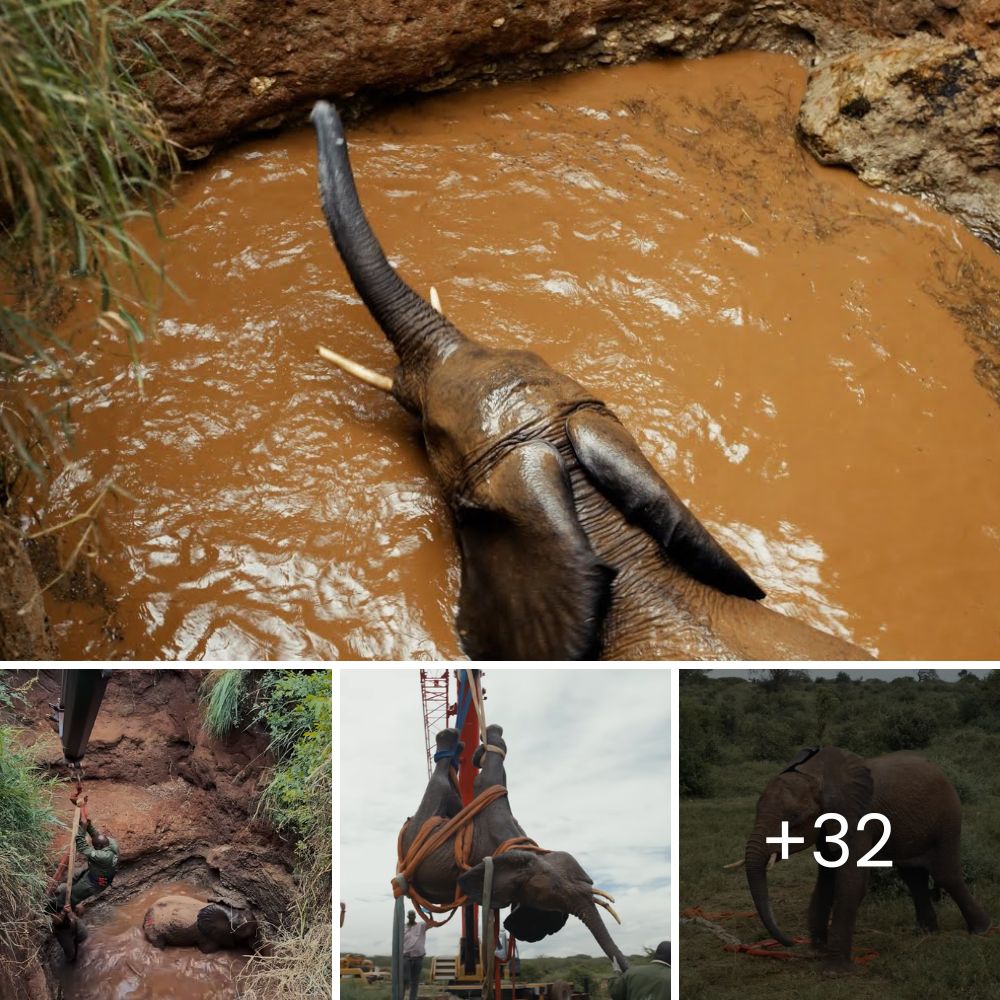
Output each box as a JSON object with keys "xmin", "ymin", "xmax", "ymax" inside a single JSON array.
[
  {"xmin": 609, "ymin": 940, "xmax": 671, "ymax": 1000},
  {"xmin": 49, "ymin": 795, "xmax": 120, "ymax": 911},
  {"xmin": 402, "ymin": 909, "xmax": 430, "ymax": 1000}
]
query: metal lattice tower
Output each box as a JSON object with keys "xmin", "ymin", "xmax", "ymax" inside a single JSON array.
[{"xmin": 420, "ymin": 669, "xmax": 451, "ymax": 778}]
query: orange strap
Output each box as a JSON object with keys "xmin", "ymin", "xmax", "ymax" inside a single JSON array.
[
  {"xmin": 682, "ymin": 906, "xmax": 879, "ymax": 966},
  {"xmin": 393, "ymin": 786, "xmax": 548, "ymax": 926}
]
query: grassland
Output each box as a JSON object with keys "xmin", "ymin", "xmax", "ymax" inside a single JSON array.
[{"xmin": 680, "ymin": 670, "xmax": 1000, "ymax": 1000}]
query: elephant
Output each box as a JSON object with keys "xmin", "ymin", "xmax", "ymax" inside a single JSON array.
[
  {"xmin": 745, "ymin": 747, "xmax": 990, "ymax": 971},
  {"xmin": 399, "ymin": 725, "xmax": 629, "ymax": 971},
  {"xmin": 309, "ymin": 101, "xmax": 872, "ymax": 662},
  {"xmin": 142, "ymin": 894, "xmax": 258, "ymax": 953}
]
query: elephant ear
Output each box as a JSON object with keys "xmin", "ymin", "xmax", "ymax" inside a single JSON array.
[
  {"xmin": 565, "ymin": 408, "xmax": 765, "ymax": 600},
  {"xmin": 504, "ymin": 904, "xmax": 568, "ymax": 942},
  {"xmin": 799, "ymin": 747, "xmax": 874, "ymax": 826},
  {"xmin": 454, "ymin": 441, "xmax": 616, "ymax": 660},
  {"xmin": 458, "ymin": 850, "xmax": 539, "ymax": 908}
]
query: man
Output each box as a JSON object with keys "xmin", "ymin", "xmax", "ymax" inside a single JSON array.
[
  {"xmin": 402, "ymin": 909, "xmax": 429, "ymax": 1000},
  {"xmin": 51, "ymin": 904, "xmax": 88, "ymax": 963},
  {"xmin": 51, "ymin": 812, "xmax": 120, "ymax": 911},
  {"xmin": 609, "ymin": 940, "xmax": 671, "ymax": 1000}
]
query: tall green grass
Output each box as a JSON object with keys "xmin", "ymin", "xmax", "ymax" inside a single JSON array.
[
  {"xmin": 200, "ymin": 669, "xmax": 254, "ymax": 739},
  {"xmin": 0, "ymin": 723, "xmax": 57, "ymax": 970},
  {"xmin": 0, "ymin": 0, "xmax": 211, "ymax": 479}
]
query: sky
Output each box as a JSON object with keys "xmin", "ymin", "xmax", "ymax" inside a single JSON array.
[{"xmin": 339, "ymin": 668, "xmax": 670, "ymax": 960}]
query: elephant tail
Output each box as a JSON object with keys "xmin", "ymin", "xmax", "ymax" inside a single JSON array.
[{"xmin": 310, "ymin": 101, "xmax": 466, "ymax": 373}]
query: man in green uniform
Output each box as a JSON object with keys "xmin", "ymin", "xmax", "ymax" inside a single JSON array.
[
  {"xmin": 50, "ymin": 815, "xmax": 120, "ymax": 911},
  {"xmin": 608, "ymin": 941, "xmax": 671, "ymax": 1000}
]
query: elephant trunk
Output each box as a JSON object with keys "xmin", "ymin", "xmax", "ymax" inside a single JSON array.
[
  {"xmin": 311, "ymin": 102, "xmax": 465, "ymax": 379},
  {"xmin": 574, "ymin": 900, "xmax": 630, "ymax": 972},
  {"xmin": 745, "ymin": 829, "xmax": 794, "ymax": 947}
]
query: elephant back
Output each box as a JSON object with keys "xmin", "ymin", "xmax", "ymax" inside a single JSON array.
[{"xmin": 143, "ymin": 894, "xmax": 204, "ymax": 946}]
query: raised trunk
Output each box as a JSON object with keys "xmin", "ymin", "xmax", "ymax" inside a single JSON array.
[
  {"xmin": 745, "ymin": 831, "xmax": 794, "ymax": 946},
  {"xmin": 311, "ymin": 102, "xmax": 465, "ymax": 378},
  {"xmin": 575, "ymin": 900, "xmax": 630, "ymax": 972}
]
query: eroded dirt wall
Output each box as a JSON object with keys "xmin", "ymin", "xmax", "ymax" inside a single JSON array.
[
  {"xmin": 142, "ymin": 0, "xmax": 981, "ymax": 153},
  {"xmin": 1, "ymin": 669, "xmax": 296, "ymax": 998}
]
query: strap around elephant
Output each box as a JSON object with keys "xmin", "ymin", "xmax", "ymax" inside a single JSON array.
[
  {"xmin": 393, "ymin": 785, "xmax": 547, "ymax": 925},
  {"xmin": 483, "ymin": 744, "xmax": 506, "ymax": 759}
]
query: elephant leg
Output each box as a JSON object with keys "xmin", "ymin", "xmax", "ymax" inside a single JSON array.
[
  {"xmin": 824, "ymin": 871, "xmax": 868, "ymax": 971},
  {"xmin": 897, "ymin": 867, "xmax": 937, "ymax": 933},
  {"xmin": 808, "ymin": 867, "xmax": 836, "ymax": 949},
  {"xmin": 929, "ymin": 856, "xmax": 991, "ymax": 934}
]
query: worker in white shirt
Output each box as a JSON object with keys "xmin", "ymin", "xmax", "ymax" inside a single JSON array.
[{"xmin": 402, "ymin": 910, "xmax": 429, "ymax": 1000}]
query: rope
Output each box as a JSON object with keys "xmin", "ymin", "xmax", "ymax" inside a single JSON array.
[
  {"xmin": 391, "ymin": 895, "xmax": 405, "ymax": 1000},
  {"xmin": 393, "ymin": 787, "xmax": 549, "ymax": 926},
  {"xmin": 681, "ymin": 906, "xmax": 880, "ymax": 965},
  {"xmin": 480, "ymin": 857, "xmax": 495, "ymax": 1000},
  {"xmin": 65, "ymin": 806, "xmax": 81, "ymax": 909}
]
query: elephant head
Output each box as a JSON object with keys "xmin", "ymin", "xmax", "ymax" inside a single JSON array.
[
  {"xmin": 197, "ymin": 900, "xmax": 258, "ymax": 948},
  {"xmin": 309, "ymin": 102, "xmax": 875, "ymax": 663},
  {"xmin": 745, "ymin": 747, "xmax": 874, "ymax": 945},
  {"xmin": 458, "ymin": 849, "xmax": 628, "ymax": 971}
]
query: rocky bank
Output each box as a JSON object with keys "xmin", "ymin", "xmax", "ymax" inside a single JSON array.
[{"xmin": 136, "ymin": 0, "xmax": 998, "ymax": 247}]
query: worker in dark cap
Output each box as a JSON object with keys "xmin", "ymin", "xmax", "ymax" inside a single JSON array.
[
  {"xmin": 49, "ymin": 799, "xmax": 120, "ymax": 912},
  {"xmin": 609, "ymin": 940, "xmax": 671, "ymax": 1000}
]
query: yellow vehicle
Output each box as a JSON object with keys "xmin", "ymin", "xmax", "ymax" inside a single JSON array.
[{"xmin": 341, "ymin": 954, "xmax": 389, "ymax": 983}]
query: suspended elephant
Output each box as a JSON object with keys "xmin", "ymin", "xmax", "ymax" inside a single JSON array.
[
  {"xmin": 310, "ymin": 101, "xmax": 872, "ymax": 662},
  {"xmin": 398, "ymin": 725, "xmax": 629, "ymax": 970},
  {"xmin": 142, "ymin": 895, "xmax": 258, "ymax": 953},
  {"xmin": 745, "ymin": 747, "xmax": 990, "ymax": 971}
]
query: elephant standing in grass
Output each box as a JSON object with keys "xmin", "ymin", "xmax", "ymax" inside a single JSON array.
[
  {"xmin": 310, "ymin": 101, "xmax": 872, "ymax": 662},
  {"xmin": 399, "ymin": 725, "xmax": 629, "ymax": 971},
  {"xmin": 142, "ymin": 895, "xmax": 258, "ymax": 953},
  {"xmin": 745, "ymin": 747, "xmax": 990, "ymax": 972}
]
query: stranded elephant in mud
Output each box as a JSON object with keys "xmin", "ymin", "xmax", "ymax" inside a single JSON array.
[
  {"xmin": 142, "ymin": 895, "xmax": 258, "ymax": 953},
  {"xmin": 745, "ymin": 747, "xmax": 990, "ymax": 971},
  {"xmin": 311, "ymin": 101, "xmax": 871, "ymax": 661},
  {"xmin": 397, "ymin": 725, "xmax": 629, "ymax": 970}
]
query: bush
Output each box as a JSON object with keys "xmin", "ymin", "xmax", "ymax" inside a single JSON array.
[{"xmin": 883, "ymin": 707, "xmax": 938, "ymax": 751}]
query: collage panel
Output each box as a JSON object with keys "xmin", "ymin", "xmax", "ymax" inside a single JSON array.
[
  {"xmin": 341, "ymin": 668, "xmax": 672, "ymax": 1000},
  {"xmin": 0, "ymin": 667, "xmax": 332, "ymax": 1000},
  {"xmin": 679, "ymin": 668, "xmax": 1000, "ymax": 1000}
]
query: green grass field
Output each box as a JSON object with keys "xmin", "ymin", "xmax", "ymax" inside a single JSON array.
[{"xmin": 680, "ymin": 671, "xmax": 1000, "ymax": 999}]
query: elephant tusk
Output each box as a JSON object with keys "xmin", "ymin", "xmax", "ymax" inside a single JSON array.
[
  {"xmin": 594, "ymin": 898, "xmax": 622, "ymax": 925},
  {"xmin": 723, "ymin": 859, "xmax": 744, "ymax": 870},
  {"xmin": 430, "ymin": 286, "xmax": 442, "ymax": 313},
  {"xmin": 317, "ymin": 345, "xmax": 393, "ymax": 393},
  {"xmin": 592, "ymin": 888, "xmax": 616, "ymax": 903},
  {"xmin": 767, "ymin": 853, "xmax": 778, "ymax": 871}
]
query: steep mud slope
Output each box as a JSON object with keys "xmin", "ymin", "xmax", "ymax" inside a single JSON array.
[
  {"xmin": 135, "ymin": 0, "xmax": 998, "ymax": 247},
  {"xmin": 2, "ymin": 669, "xmax": 295, "ymax": 1000}
]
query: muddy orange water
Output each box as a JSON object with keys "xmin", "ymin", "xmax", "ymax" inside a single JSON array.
[
  {"xmin": 23, "ymin": 52, "xmax": 1000, "ymax": 659},
  {"xmin": 55, "ymin": 881, "xmax": 248, "ymax": 999}
]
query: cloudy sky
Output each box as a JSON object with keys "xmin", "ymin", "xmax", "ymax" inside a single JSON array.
[{"xmin": 339, "ymin": 668, "xmax": 670, "ymax": 960}]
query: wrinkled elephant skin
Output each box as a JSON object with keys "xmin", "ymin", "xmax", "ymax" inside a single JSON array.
[{"xmin": 310, "ymin": 101, "xmax": 872, "ymax": 662}]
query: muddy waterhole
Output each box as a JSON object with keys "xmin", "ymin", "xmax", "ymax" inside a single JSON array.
[
  {"xmin": 56, "ymin": 882, "xmax": 247, "ymax": 999},
  {"xmin": 24, "ymin": 52, "xmax": 1000, "ymax": 659}
]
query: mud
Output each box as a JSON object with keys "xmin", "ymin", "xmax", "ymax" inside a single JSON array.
[
  {"xmin": 18, "ymin": 53, "xmax": 1000, "ymax": 660},
  {"xmin": 55, "ymin": 881, "xmax": 248, "ymax": 1000}
]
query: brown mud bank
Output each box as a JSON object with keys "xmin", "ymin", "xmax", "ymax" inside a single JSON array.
[
  {"xmin": 0, "ymin": 670, "xmax": 294, "ymax": 1000},
  {"xmin": 140, "ymin": 0, "xmax": 1000, "ymax": 249}
]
